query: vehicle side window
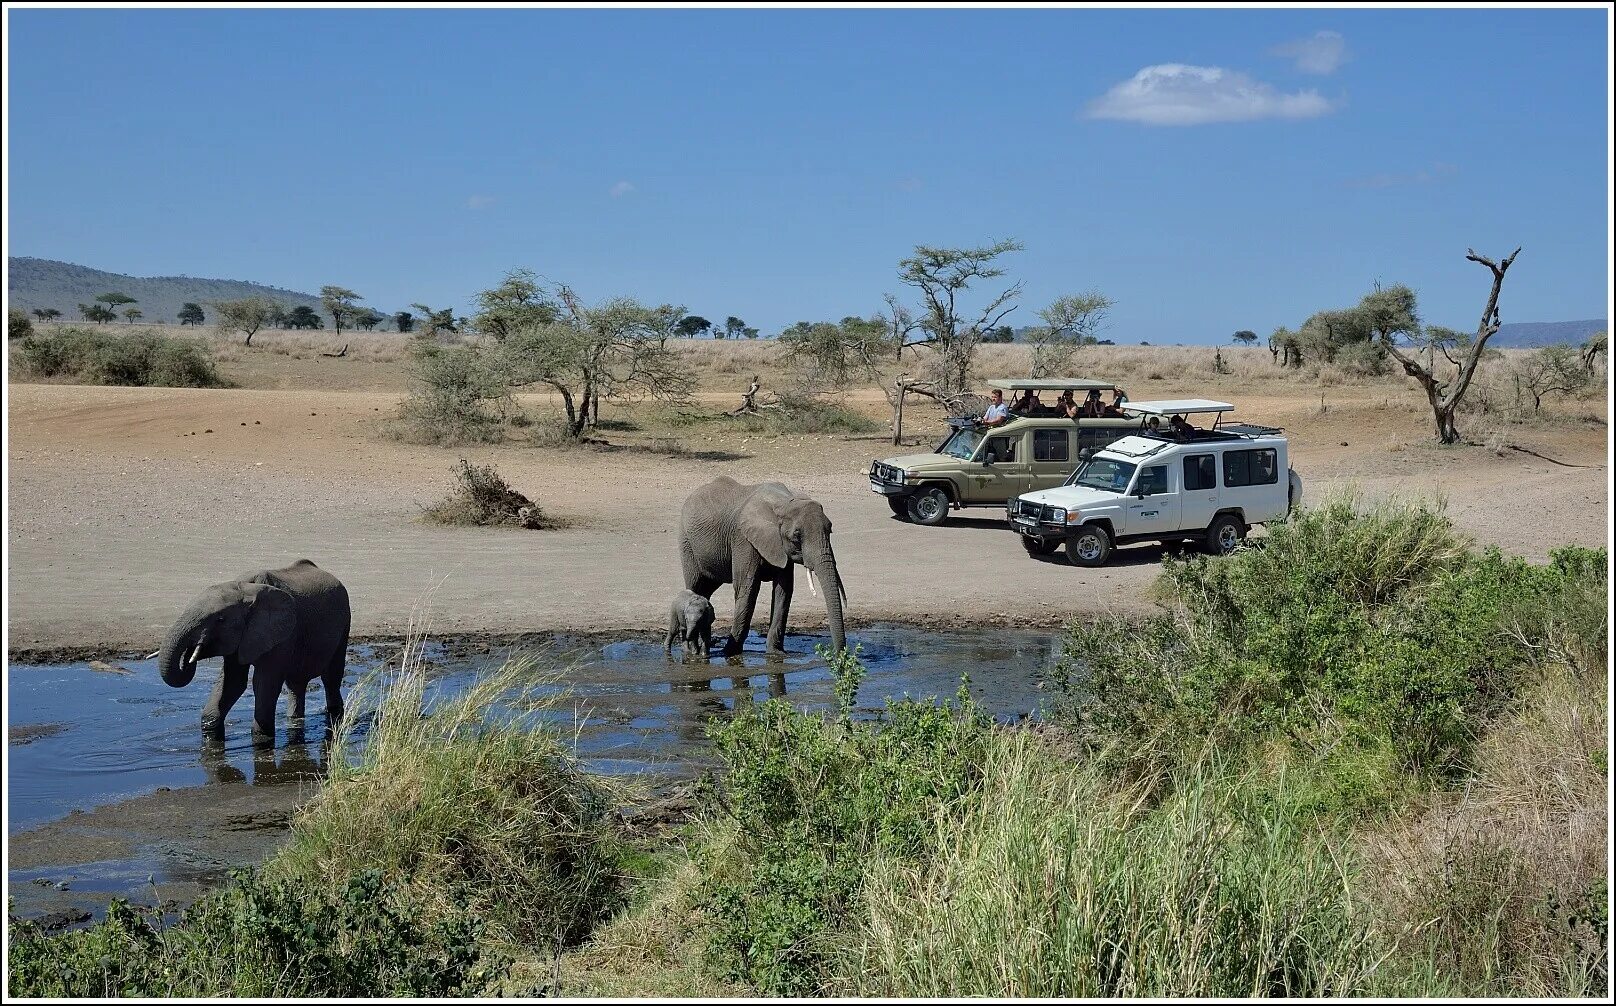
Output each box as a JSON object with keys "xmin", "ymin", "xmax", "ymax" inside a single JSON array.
[
  {"xmin": 1136, "ymin": 465, "xmax": 1168, "ymax": 495},
  {"xmin": 1079, "ymin": 428, "xmax": 1120, "ymax": 454},
  {"xmin": 1223, "ymin": 448, "xmax": 1278, "ymax": 487},
  {"xmin": 1032, "ymin": 429, "xmax": 1069, "ymax": 463},
  {"xmin": 984, "ymin": 435, "xmax": 1017, "ymax": 463},
  {"xmin": 1183, "ymin": 454, "xmax": 1216, "ymax": 491}
]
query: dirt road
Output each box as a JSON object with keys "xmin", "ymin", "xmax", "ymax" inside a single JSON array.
[{"xmin": 5, "ymin": 381, "xmax": 1607, "ymax": 655}]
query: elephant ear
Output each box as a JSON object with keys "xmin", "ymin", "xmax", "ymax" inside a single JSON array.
[
  {"xmin": 240, "ymin": 584, "xmax": 297, "ymax": 666},
  {"xmin": 740, "ymin": 495, "xmax": 790, "ymax": 568}
]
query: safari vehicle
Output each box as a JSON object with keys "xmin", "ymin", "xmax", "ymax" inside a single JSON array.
[
  {"xmin": 869, "ymin": 378, "xmax": 1141, "ymax": 525},
  {"xmin": 1007, "ymin": 399, "xmax": 1303, "ymax": 567}
]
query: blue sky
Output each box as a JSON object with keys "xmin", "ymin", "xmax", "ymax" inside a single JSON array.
[{"xmin": 5, "ymin": 6, "xmax": 1609, "ymax": 342}]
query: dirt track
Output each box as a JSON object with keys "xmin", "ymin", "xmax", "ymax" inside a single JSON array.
[{"xmin": 5, "ymin": 380, "xmax": 1608, "ymax": 655}]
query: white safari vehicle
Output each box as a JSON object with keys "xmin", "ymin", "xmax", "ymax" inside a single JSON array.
[{"xmin": 1006, "ymin": 399, "xmax": 1303, "ymax": 567}]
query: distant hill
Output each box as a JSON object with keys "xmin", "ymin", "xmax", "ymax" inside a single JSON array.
[
  {"xmin": 1488, "ymin": 319, "xmax": 1606, "ymax": 348},
  {"xmin": 7, "ymin": 257, "xmax": 327, "ymax": 326}
]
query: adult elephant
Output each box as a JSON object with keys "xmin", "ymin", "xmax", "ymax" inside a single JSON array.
[
  {"xmin": 679, "ymin": 477, "xmax": 847, "ymax": 657},
  {"xmin": 156, "ymin": 559, "xmax": 350, "ymax": 741}
]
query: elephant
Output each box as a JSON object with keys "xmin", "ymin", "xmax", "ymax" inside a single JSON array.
[
  {"xmin": 156, "ymin": 559, "xmax": 350, "ymax": 741},
  {"xmin": 678, "ymin": 476, "xmax": 846, "ymax": 657},
  {"xmin": 665, "ymin": 589, "xmax": 716, "ymax": 659}
]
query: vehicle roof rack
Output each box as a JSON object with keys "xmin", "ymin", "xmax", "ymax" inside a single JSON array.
[
  {"xmin": 986, "ymin": 377, "xmax": 1119, "ymax": 393},
  {"xmin": 1120, "ymin": 398, "xmax": 1235, "ymax": 416}
]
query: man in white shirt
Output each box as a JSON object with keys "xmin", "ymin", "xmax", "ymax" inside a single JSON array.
[{"xmin": 980, "ymin": 389, "xmax": 1009, "ymax": 426}]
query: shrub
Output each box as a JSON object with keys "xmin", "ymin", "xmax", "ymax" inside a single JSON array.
[
  {"xmin": 394, "ymin": 342, "xmax": 510, "ymax": 445},
  {"xmin": 271, "ymin": 649, "xmax": 625, "ymax": 947},
  {"xmin": 1054, "ymin": 494, "xmax": 1597, "ymax": 781},
  {"xmin": 6, "ymin": 870, "xmax": 508, "ymax": 997},
  {"xmin": 734, "ymin": 393, "xmax": 880, "ymax": 435},
  {"xmin": 423, "ymin": 459, "xmax": 553, "ymax": 528},
  {"xmin": 8, "ymin": 306, "xmax": 33, "ymax": 340},
  {"xmin": 699, "ymin": 649, "xmax": 993, "ymax": 994},
  {"xmin": 14, "ymin": 327, "xmax": 223, "ymax": 387}
]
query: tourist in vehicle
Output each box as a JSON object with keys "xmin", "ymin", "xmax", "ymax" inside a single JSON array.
[
  {"xmin": 980, "ymin": 389, "xmax": 1009, "ymax": 427},
  {"xmin": 1169, "ymin": 414, "xmax": 1195, "ymax": 439},
  {"xmin": 1081, "ymin": 389, "xmax": 1105, "ymax": 418},
  {"xmin": 1102, "ymin": 389, "xmax": 1129, "ymax": 417},
  {"xmin": 1057, "ymin": 390, "xmax": 1078, "ymax": 418},
  {"xmin": 1145, "ymin": 415, "xmax": 1163, "ymax": 435}
]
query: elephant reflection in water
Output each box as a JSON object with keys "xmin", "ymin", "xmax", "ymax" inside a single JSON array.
[{"xmin": 200, "ymin": 724, "xmax": 328, "ymax": 787}]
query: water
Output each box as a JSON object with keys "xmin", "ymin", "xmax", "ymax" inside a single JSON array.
[{"xmin": 6, "ymin": 625, "xmax": 1062, "ymax": 919}]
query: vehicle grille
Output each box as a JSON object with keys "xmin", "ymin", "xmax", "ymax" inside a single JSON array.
[
  {"xmin": 1018, "ymin": 501, "xmax": 1052, "ymax": 523},
  {"xmin": 871, "ymin": 462, "xmax": 899, "ymax": 482}
]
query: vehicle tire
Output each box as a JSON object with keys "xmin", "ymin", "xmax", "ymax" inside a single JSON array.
[
  {"xmin": 905, "ymin": 485, "xmax": 951, "ymax": 526},
  {"xmin": 1205, "ymin": 514, "xmax": 1247, "ymax": 556},
  {"xmin": 886, "ymin": 497, "xmax": 910, "ymax": 519},
  {"xmin": 1021, "ymin": 535, "xmax": 1059, "ymax": 557},
  {"xmin": 1064, "ymin": 524, "xmax": 1113, "ymax": 567}
]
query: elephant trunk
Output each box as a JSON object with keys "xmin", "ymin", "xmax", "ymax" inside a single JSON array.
[
  {"xmin": 157, "ymin": 619, "xmax": 205, "ymax": 688},
  {"xmin": 810, "ymin": 554, "xmax": 847, "ymax": 655}
]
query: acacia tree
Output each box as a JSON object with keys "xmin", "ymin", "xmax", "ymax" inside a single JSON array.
[
  {"xmin": 500, "ymin": 287, "xmax": 694, "ymax": 437},
  {"xmin": 178, "ymin": 302, "xmax": 205, "ymax": 326},
  {"xmin": 32, "ymin": 308, "xmax": 62, "ymax": 323},
  {"xmin": 393, "ymin": 311, "xmax": 415, "ymax": 334},
  {"xmin": 674, "ymin": 315, "xmax": 712, "ymax": 339},
  {"xmin": 471, "ymin": 268, "xmax": 557, "ymax": 340},
  {"xmin": 320, "ymin": 286, "xmax": 362, "ymax": 341},
  {"xmin": 79, "ymin": 302, "xmax": 116, "ymax": 323},
  {"xmin": 286, "ymin": 305, "xmax": 323, "ymax": 329},
  {"xmin": 353, "ymin": 307, "xmax": 385, "ymax": 331},
  {"xmin": 1026, "ymin": 292, "xmax": 1113, "ymax": 378},
  {"xmin": 411, "ymin": 303, "xmax": 459, "ymax": 340},
  {"xmin": 122, "ymin": 307, "xmax": 143, "ymax": 323},
  {"xmin": 215, "ymin": 296, "xmax": 277, "ymax": 345},
  {"xmin": 96, "ymin": 292, "xmax": 137, "ymax": 314},
  {"xmin": 1513, "ymin": 343, "xmax": 1591, "ymax": 413},
  {"xmin": 1378, "ymin": 247, "xmax": 1520, "ymax": 444},
  {"xmin": 1232, "ymin": 330, "xmax": 1258, "ymax": 346},
  {"xmin": 893, "ymin": 239, "xmax": 1023, "ymax": 397}
]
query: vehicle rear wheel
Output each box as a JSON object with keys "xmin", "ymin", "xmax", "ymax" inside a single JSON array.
[
  {"xmin": 1205, "ymin": 514, "xmax": 1247, "ymax": 556},
  {"xmin": 905, "ymin": 486, "xmax": 951, "ymax": 526},
  {"xmin": 1021, "ymin": 535, "xmax": 1059, "ymax": 557},
  {"xmin": 1064, "ymin": 524, "xmax": 1113, "ymax": 567},
  {"xmin": 886, "ymin": 497, "xmax": 910, "ymax": 519}
]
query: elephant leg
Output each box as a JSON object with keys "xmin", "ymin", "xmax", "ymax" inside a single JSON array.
[
  {"xmin": 322, "ymin": 638, "xmax": 347, "ymax": 725},
  {"xmin": 250, "ymin": 657, "xmax": 284, "ymax": 744},
  {"xmin": 766, "ymin": 573, "xmax": 793, "ymax": 654},
  {"xmin": 680, "ymin": 541, "xmax": 720, "ymax": 597},
  {"xmin": 285, "ymin": 677, "xmax": 307, "ymax": 720},
  {"xmin": 202, "ymin": 657, "xmax": 249, "ymax": 736},
  {"xmin": 726, "ymin": 575, "xmax": 763, "ymax": 656}
]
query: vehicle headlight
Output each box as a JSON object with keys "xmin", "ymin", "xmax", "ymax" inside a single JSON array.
[
  {"xmin": 892, "ymin": 469, "xmax": 906, "ymax": 484},
  {"xmin": 1050, "ymin": 507, "xmax": 1067, "ymax": 524}
]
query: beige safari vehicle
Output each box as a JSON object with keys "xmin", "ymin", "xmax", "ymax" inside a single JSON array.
[{"xmin": 869, "ymin": 378, "xmax": 1142, "ymax": 525}]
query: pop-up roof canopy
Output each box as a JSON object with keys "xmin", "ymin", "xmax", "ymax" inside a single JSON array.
[
  {"xmin": 1122, "ymin": 399, "xmax": 1235, "ymax": 416},
  {"xmin": 986, "ymin": 378, "xmax": 1119, "ymax": 393}
]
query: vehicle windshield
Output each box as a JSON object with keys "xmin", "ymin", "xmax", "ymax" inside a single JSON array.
[
  {"xmin": 1066, "ymin": 457, "xmax": 1136, "ymax": 493},
  {"xmin": 938, "ymin": 427, "xmax": 985, "ymax": 460}
]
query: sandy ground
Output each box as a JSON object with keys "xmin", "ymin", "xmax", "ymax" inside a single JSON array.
[{"xmin": 5, "ymin": 363, "xmax": 1607, "ymax": 657}]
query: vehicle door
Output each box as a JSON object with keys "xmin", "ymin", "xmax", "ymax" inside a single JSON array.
[
  {"xmin": 1178, "ymin": 452, "xmax": 1220, "ymax": 530},
  {"xmin": 1220, "ymin": 446, "xmax": 1281, "ymax": 521},
  {"xmin": 1123, "ymin": 461, "xmax": 1181, "ymax": 537},
  {"xmin": 1028, "ymin": 426, "xmax": 1074, "ymax": 491},
  {"xmin": 966, "ymin": 431, "xmax": 1029, "ymax": 502}
]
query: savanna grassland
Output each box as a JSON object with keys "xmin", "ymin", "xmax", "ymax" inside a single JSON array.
[{"xmin": 5, "ymin": 318, "xmax": 1609, "ymax": 996}]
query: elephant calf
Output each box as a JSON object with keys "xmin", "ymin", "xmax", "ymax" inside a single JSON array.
[
  {"xmin": 665, "ymin": 589, "xmax": 716, "ymax": 659},
  {"xmin": 155, "ymin": 559, "xmax": 350, "ymax": 741}
]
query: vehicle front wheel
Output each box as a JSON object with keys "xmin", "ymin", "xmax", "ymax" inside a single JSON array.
[
  {"xmin": 1021, "ymin": 535, "xmax": 1059, "ymax": 557},
  {"xmin": 1064, "ymin": 524, "xmax": 1113, "ymax": 567},
  {"xmin": 1205, "ymin": 514, "xmax": 1247, "ymax": 556},
  {"xmin": 886, "ymin": 497, "xmax": 910, "ymax": 519},
  {"xmin": 905, "ymin": 486, "xmax": 951, "ymax": 526}
]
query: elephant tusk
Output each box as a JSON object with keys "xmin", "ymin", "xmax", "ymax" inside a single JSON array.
[
  {"xmin": 143, "ymin": 650, "xmax": 160, "ymax": 660},
  {"xmin": 807, "ymin": 568, "xmax": 818, "ymax": 597},
  {"xmin": 186, "ymin": 641, "xmax": 204, "ymax": 666}
]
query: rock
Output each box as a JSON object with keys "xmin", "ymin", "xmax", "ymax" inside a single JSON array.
[{"xmin": 87, "ymin": 660, "xmax": 132, "ymax": 675}]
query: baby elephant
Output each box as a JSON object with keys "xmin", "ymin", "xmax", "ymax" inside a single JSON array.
[
  {"xmin": 665, "ymin": 589, "xmax": 716, "ymax": 659},
  {"xmin": 155, "ymin": 559, "xmax": 350, "ymax": 741}
]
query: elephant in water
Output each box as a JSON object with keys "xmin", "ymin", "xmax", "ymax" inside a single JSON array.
[
  {"xmin": 665, "ymin": 589, "xmax": 716, "ymax": 659},
  {"xmin": 679, "ymin": 477, "xmax": 847, "ymax": 657},
  {"xmin": 155, "ymin": 559, "xmax": 350, "ymax": 741}
]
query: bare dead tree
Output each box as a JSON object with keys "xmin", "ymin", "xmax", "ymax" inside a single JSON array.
[{"xmin": 1379, "ymin": 247, "xmax": 1520, "ymax": 444}]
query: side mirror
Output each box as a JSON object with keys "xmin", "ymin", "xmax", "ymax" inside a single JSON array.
[{"xmin": 982, "ymin": 451, "xmax": 996, "ymax": 466}]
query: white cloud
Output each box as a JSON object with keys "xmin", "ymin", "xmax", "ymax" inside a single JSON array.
[
  {"xmin": 1085, "ymin": 64, "xmax": 1335, "ymax": 126},
  {"xmin": 466, "ymin": 194, "xmax": 496, "ymax": 210},
  {"xmin": 609, "ymin": 180, "xmax": 635, "ymax": 198},
  {"xmin": 1271, "ymin": 30, "xmax": 1349, "ymax": 75}
]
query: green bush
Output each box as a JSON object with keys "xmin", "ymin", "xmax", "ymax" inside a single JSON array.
[
  {"xmin": 1055, "ymin": 494, "xmax": 1605, "ymax": 781},
  {"xmin": 699, "ymin": 649, "xmax": 993, "ymax": 994},
  {"xmin": 735, "ymin": 393, "xmax": 880, "ymax": 435},
  {"xmin": 6, "ymin": 870, "xmax": 508, "ymax": 997},
  {"xmin": 8, "ymin": 306, "xmax": 33, "ymax": 340},
  {"xmin": 14, "ymin": 327, "xmax": 223, "ymax": 387},
  {"xmin": 394, "ymin": 342, "xmax": 511, "ymax": 444}
]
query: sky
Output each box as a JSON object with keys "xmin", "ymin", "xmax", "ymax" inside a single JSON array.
[{"xmin": 4, "ymin": 6, "xmax": 1610, "ymax": 343}]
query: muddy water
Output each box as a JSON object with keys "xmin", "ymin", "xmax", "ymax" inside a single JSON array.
[{"xmin": 7, "ymin": 625, "xmax": 1061, "ymax": 924}]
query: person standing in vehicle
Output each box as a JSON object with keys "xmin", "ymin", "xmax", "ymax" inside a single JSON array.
[{"xmin": 981, "ymin": 389, "xmax": 1009, "ymax": 427}]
